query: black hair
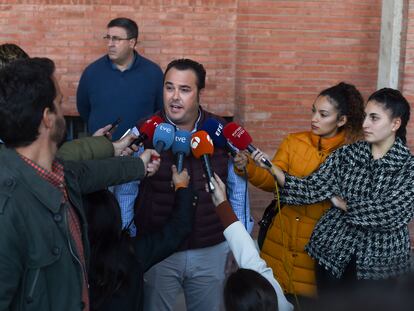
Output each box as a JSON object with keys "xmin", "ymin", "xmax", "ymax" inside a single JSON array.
[
  {"xmin": 368, "ymin": 88, "xmax": 411, "ymax": 145},
  {"xmin": 0, "ymin": 57, "xmax": 56, "ymax": 148},
  {"xmin": 83, "ymin": 190, "xmax": 136, "ymax": 310},
  {"xmin": 224, "ymin": 268, "xmax": 278, "ymax": 311},
  {"xmin": 107, "ymin": 17, "xmax": 138, "ymax": 40},
  {"xmin": 0, "ymin": 43, "xmax": 29, "ymax": 69},
  {"xmin": 319, "ymin": 82, "xmax": 365, "ymax": 143},
  {"xmin": 164, "ymin": 58, "xmax": 206, "ymax": 91}
]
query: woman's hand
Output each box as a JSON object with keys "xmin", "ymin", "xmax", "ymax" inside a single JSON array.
[
  {"xmin": 233, "ymin": 151, "xmax": 249, "ymax": 171},
  {"xmin": 207, "ymin": 173, "xmax": 227, "ymax": 207},
  {"xmin": 331, "ymin": 196, "xmax": 348, "ymax": 212},
  {"xmin": 251, "ymin": 149, "xmax": 272, "ymax": 170},
  {"xmin": 172, "ymin": 165, "xmax": 190, "ymax": 189}
]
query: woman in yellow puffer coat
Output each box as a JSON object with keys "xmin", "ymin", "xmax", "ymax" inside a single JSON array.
[{"xmin": 234, "ymin": 82, "xmax": 364, "ymax": 300}]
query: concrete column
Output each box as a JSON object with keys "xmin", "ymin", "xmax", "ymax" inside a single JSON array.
[{"xmin": 377, "ymin": 0, "xmax": 407, "ymax": 89}]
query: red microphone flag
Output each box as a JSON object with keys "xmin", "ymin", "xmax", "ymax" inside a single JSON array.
[
  {"xmin": 139, "ymin": 116, "xmax": 163, "ymax": 141},
  {"xmin": 222, "ymin": 122, "xmax": 253, "ymax": 150}
]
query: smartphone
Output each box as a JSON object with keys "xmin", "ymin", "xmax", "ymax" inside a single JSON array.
[{"xmin": 106, "ymin": 117, "xmax": 122, "ymax": 137}]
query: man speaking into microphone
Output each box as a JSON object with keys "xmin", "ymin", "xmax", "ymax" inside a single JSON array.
[{"xmin": 130, "ymin": 59, "xmax": 253, "ymax": 311}]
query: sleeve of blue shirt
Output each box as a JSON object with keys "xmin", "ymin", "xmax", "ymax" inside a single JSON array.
[
  {"xmin": 111, "ymin": 127, "xmax": 142, "ymax": 237},
  {"xmin": 76, "ymin": 70, "xmax": 91, "ymax": 122},
  {"xmin": 226, "ymin": 158, "xmax": 254, "ymax": 234}
]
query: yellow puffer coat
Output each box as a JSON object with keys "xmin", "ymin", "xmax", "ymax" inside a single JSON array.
[{"xmin": 240, "ymin": 131, "xmax": 345, "ymax": 297}]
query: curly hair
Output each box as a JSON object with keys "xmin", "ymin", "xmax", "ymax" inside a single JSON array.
[
  {"xmin": 0, "ymin": 43, "xmax": 29, "ymax": 69},
  {"xmin": 319, "ymin": 82, "xmax": 365, "ymax": 143}
]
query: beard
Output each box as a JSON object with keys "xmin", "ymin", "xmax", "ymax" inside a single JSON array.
[{"xmin": 52, "ymin": 115, "xmax": 67, "ymax": 148}]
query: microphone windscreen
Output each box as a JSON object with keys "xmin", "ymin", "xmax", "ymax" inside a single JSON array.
[
  {"xmin": 190, "ymin": 130, "xmax": 214, "ymax": 159},
  {"xmin": 153, "ymin": 123, "xmax": 175, "ymax": 151},
  {"xmin": 223, "ymin": 122, "xmax": 252, "ymax": 150},
  {"xmin": 172, "ymin": 130, "xmax": 191, "ymax": 156},
  {"xmin": 200, "ymin": 118, "xmax": 226, "ymax": 148},
  {"xmin": 140, "ymin": 116, "xmax": 163, "ymax": 141}
]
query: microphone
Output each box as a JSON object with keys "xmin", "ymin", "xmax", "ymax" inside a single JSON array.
[
  {"xmin": 152, "ymin": 123, "xmax": 175, "ymax": 154},
  {"xmin": 129, "ymin": 116, "xmax": 163, "ymax": 147},
  {"xmin": 190, "ymin": 130, "xmax": 215, "ymax": 192},
  {"xmin": 201, "ymin": 118, "xmax": 238, "ymax": 157},
  {"xmin": 171, "ymin": 130, "xmax": 191, "ymax": 173},
  {"xmin": 223, "ymin": 122, "xmax": 272, "ymax": 168}
]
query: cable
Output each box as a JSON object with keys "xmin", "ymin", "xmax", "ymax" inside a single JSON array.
[{"xmin": 270, "ymin": 166, "xmax": 301, "ymax": 311}]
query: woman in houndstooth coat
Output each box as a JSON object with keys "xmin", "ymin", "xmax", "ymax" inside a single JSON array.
[{"xmin": 250, "ymin": 88, "xmax": 414, "ymax": 288}]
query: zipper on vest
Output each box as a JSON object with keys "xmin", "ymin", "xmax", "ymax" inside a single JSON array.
[
  {"xmin": 26, "ymin": 268, "xmax": 40, "ymax": 303},
  {"xmin": 63, "ymin": 204, "xmax": 89, "ymax": 290}
]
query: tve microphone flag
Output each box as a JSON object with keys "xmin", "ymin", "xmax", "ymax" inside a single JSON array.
[{"xmin": 153, "ymin": 123, "xmax": 175, "ymax": 153}]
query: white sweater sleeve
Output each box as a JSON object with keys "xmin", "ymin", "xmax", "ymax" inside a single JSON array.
[{"xmin": 223, "ymin": 221, "xmax": 294, "ymax": 311}]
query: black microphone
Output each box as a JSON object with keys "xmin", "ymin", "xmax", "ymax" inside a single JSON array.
[
  {"xmin": 190, "ymin": 130, "xmax": 215, "ymax": 192},
  {"xmin": 172, "ymin": 130, "xmax": 191, "ymax": 173}
]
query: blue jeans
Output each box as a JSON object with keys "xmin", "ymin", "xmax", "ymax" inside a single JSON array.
[{"xmin": 143, "ymin": 241, "xmax": 229, "ymax": 311}]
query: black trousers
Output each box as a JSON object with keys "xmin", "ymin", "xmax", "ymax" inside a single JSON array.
[{"xmin": 315, "ymin": 257, "xmax": 357, "ymax": 295}]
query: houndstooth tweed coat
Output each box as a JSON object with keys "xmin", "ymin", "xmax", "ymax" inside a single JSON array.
[{"xmin": 281, "ymin": 138, "xmax": 414, "ymax": 280}]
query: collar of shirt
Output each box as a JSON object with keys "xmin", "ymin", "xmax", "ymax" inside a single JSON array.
[
  {"xmin": 18, "ymin": 154, "xmax": 66, "ymax": 193},
  {"xmin": 164, "ymin": 108, "xmax": 202, "ymax": 134},
  {"xmin": 110, "ymin": 51, "xmax": 137, "ymax": 72}
]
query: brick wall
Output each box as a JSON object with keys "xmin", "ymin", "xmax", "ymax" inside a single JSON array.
[
  {"xmin": 0, "ymin": 0, "xmax": 239, "ymax": 117},
  {"xmin": 234, "ymin": 0, "xmax": 383, "ymax": 224},
  {"xmin": 401, "ymin": 0, "xmax": 414, "ymax": 242},
  {"xmin": 402, "ymin": 0, "xmax": 414, "ymax": 149},
  {"xmin": 1, "ymin": 0, "xmax": 413, "ymax": 236}
]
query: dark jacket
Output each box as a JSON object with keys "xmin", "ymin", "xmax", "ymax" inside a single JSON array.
[
  {"xmin": 135, "ymin": 108, "xmax": 229, "ymax": 249},
  {"xmin": 1, "ymin": 136, "xmax": 114, "ymax": 161},
  {"xmin": 76, "ymin": 52, "xmax": 164, "ymax": 140},
  {"xmin": 0, "ymin": 148, "xmax": 146, "ymax": 311},
  {"xmin": 91, "ymin": 187, "xmax": 198, "ymax": 311},
  {"xmin": 57, "ymin": 136, "xmax": 114, "ymax": 161}
]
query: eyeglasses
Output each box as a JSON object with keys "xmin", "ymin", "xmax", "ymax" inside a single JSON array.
[{"xmin": 103, "ymin": 35, "xmax": 133, "ymax": 44}]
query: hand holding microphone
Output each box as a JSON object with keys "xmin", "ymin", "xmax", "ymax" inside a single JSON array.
[
  {"xmin": 190, "ymin": 130, "xmax": 215, "ymax": 192},
  {"xmin": 207, "ymin": 173, "xmax": 227, "ymax": 207},
  {"xmin": 139, "ymin": 149, "xmax": 161, "ymax": 177},
  {"xmin": 171, "ymin": 165, "xmax": 190, "ymax": 190},
  {"xmin": 233, "ymin": 151, "xmax": 250, "ymax": 171},
  {"xmin": 223, "ymin": 122, "xmax": 272, "ymax": 168},
  {"xmin": 250, "ymin": 149, "xmax": 272, "ymax": 170},
  {"xmin": 113, "ymin": 133, "xmax": 140, "ymax": 157}
]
